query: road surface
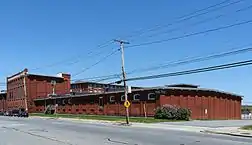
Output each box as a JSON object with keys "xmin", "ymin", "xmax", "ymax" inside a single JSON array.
[{"xmin": 0, "ymin": 116, "xmax": 251, "ymax": 145}]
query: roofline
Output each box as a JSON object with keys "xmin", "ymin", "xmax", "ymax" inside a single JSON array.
[
  {"xmin": 70, "ymin": 81, "xmax": 141, "ymax": 88},
  {"xmin": 34, "ymin": 87, "xmax": 243, "ymax": 101},
  {"xmin": 27, "ymin": 74, "xmax": 64, "ymax": 79}
]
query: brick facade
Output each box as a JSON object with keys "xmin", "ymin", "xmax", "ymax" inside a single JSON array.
[
  {"xmin": 34, "ymin": 87, "xmax": 242, "ymax": 120},
  {"xmin": 0, "ymin": 92, "xmax": 7, "ymax": 112},
  {"xmin": 7, "ymin": 69, "xmax": 71, "ymax": 112}
]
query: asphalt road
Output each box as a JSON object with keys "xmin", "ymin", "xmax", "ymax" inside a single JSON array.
[{"xmin": 0, "ymin": 116, "xmax": 252, "ymax": 145}]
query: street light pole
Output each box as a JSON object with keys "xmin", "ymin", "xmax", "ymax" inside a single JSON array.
[{"xmin": 114, "ymin": 39, "xmax": 130, "ymax": 124}]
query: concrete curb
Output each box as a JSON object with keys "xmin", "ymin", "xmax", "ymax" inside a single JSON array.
[
  {"xmin": 30, "ymin": 116, "xmax": 126, "ymax": 125},
  {"xmin": 202, "ymin": 130, "xmax": 252, "ymax": 138}
]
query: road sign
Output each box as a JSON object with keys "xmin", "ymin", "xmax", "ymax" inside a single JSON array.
[{"xmin": 124, "ymin": 100, "xmax": 131, "ymax": 108}]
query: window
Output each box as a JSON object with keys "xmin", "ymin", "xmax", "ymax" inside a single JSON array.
[
  {"xmin": 133, "ymin": 94, "xmax": 140, "ymax": 101},
  {"xmin": 121, "ymin": 95, "xmax": 125, "ymax": 101},
  {"xmin": 68, "ymin": 108, "xmax": 71, "ymax": 111},
  {"xmin": 99, "ymin": 97, "xmax": 104, "ymax": 107},
  {"xmin": 82, "ymin": 109, "xmax": 86, "ymax": 112},
  {"xmin": 76, "ymin": 109, "xmax": 79, "ymax": 112},
  {"xmin": 109, "ymin": 96, "xmax": 115, "ymax": 102},
  {"xmin": 148, "ymin": 93, "xmax": 156, "ymax": 100},
  {"xmin": 63, "ymin": 109, "xmax": 65, "ymax": 112}
]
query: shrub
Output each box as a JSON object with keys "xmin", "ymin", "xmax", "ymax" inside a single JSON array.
[
  {"xmin": 154, "ymin": 104, "xmax": 177, "ymax": 120},
  {"xmin": 154, "ymin": 104, "xmax": 191, "ymax": 121},
  {"xmin": 175, "ymin": 108, "xmax": 191, "ymax": 121}
]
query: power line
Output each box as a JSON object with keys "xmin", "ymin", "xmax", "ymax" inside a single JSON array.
[
  {"xmin": 112, "ymin": 59, "xmax": 252, "ymax": 83},
  {"xmin": 127, "ymin": 19, "xmax": 252, "ymax": 48},
  {"xmin": 72, "ymin": 49, "xmax": 120, "ymax": 78},
  {"xmin": 123, "ymin": 0, "xmax": 243, "ymax": 40},
  {"xmin": 127, "ymin": 46, "xmax": 252, "ymax": 74},
  {"xmin": 31, "ymin": 40, "xmax": 114, "ymax": 71},
  {"xmin": 140, "ymin": 3, "xmax": 252, "ymax": 40},
  {"xmin": 70, "ymin": 45, "xmax": 252, "ymax": 82}
]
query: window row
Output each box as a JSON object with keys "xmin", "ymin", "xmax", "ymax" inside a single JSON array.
[{"xmin": 109, "ymin": 93, "xmax": 156, "ymax": 102}]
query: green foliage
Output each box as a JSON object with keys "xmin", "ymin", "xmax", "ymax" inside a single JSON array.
[
  {"xmin": 176, "ymin": 108, "xmax": 191, "ymax": 121},
  {"xmin": 154, "ymin": 104, "xmax": 191, "ymax": 121}
]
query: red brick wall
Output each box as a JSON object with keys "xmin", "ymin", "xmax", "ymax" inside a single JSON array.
[
  {"xmin": 0, "ymin": 99, "xmax": 7, "ymax": 112},
  {"xmin": 7, "ymin": 76, "xmax": 26, "ymax": 110},
  {"xmin": 26, "ymin": 76, "xmax": 70, "ymax": 112},
  {"xmin": 160, "ymin": 94, "xmax": 241, "ymax": 120},
  {"xmin": 34, "ymin": 90, "xmax": 159, "ymax": 116},
  {"xmin": 33, "ymin": 89, "xmax": 242, "ymax": 120}
]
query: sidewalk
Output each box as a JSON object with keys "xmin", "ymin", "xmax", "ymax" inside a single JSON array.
[{"xmin": 202, "ymin": 127, "xmax": 252, "ymax": 138}]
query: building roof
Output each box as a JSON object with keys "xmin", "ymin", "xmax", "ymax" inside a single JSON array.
[
  {"xmin": 71, "ymin": 81, "xmax": 121, "ymax": 86},
  {"xmin": 7, "ymin": 69, "xmax": 68, "ymax": 82},
  {"xmin": 34, "ymin": 86, "xmax": 243, "ymax": 101},
  {"xmin": 165, "ymin": 84, "xmax": 199, "ymax": 88},
  {"xmin": 27, "ymin": 74, "xmax": 64, "ymax": 79}
]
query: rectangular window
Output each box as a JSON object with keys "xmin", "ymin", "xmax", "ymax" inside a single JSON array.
[{"xmin": 99, "ymin": 97, "xmax": 104, "ymax": 107}]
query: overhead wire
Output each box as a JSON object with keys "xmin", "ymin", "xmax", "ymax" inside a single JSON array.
[
  {"xmin": 71, "ymin": 45, "xmax": 252, "ymax": 82},
  {"xmin": 122, "ymin": 0, "xmax": 243, "ymax": 40},
  {"xmin": 139, "ymin": 3, "xmax": 252, "ymax": 40},
  {"xmin": 127, "ymin": 46, "xmax": 252, "ymax": 74},
  {"xmin": 72, "ymin": 49, "xmax": 120, "ymax": 78},
  {"xmin": 127, "ymin": 19, "xmax": 252, "ymax": 48},
  {"xmin": 31, "ymin": 39, "xmax": 114, "ymax": 71},
  {"xmin": 112, "ymin": 59, "xmax": 252, "ymax": 83}
]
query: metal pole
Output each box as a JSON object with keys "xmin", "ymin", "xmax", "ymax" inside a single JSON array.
[
  {"xmin": 114, "ymin": 39, "xmax": 130, "ymax": 124},
  {"xmin": 23, "ymin": 73, "xmax": 28, "ymax": 112}
]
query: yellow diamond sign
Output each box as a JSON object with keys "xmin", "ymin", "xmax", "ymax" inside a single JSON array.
[{"xmin": 124, "ymin": 100, "xmax": 131, "ymax": 108}]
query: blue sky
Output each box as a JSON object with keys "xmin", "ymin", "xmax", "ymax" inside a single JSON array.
[{"xmin": 0, "ymin": 0, "xmax": 252, "ymax": 104}]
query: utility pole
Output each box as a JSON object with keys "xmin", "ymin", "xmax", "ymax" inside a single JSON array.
[{"xmin": 114, "ymin": 39, "xmax": 130, "ymax": 124}]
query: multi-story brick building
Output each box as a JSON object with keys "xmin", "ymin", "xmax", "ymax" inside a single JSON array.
[
  {"xmin": 71, "ymin": 81, "xmax": 140, "ymax": 94},
  {"xmin": 7, "ymin": 69, "xmax": 71, "ymax": 112}
]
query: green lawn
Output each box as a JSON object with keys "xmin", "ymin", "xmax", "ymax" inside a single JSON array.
[
  {"xmin": 30, "ymin": 113, "xmax": 179, "ymax": 123},
  {"xmin": 242, "ymin": 105, "xmax": 252, "ymax": 110},
  {"xmin": 241, "ymin": 125, "xmax": 252, "ymax": 130}
]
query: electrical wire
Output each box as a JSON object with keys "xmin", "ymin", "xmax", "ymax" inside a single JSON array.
[
  {"xmin": 127, "ymin": 19, "xmax": 252, "ymax": 48},
  {"xmin": 70, "ymin": 45, "xmax": 252, "ymax": 82},
  {"xmin": 122, "ymin": 0, "xmax": 243, "ymax": 40},
  {"xmin": 72, "ymin": 49, "xmax": 120, "ymax": 77},
  {"xmin": 140, "ymin": 4, "xmax": 252, "ymax": 40},
  {"xmin": 31, "ymin": 40, "xmax": 114, "ymax": 71},
  {"xmin": 112, "ymin": 59, "xmax": 252, "ymax": 83},
  {"xmin": 127, "ymin": 46, "xmax": 252, "ymax": 74}
]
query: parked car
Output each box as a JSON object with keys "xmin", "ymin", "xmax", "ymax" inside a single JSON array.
[
  {"xmin": 4, "ymin": 111, "xmax": 12, "ymax": 116},
  {"xmin": 19, "ymin": 111, "xmax": 29, "ymax": 117},
  {"xmin": 12, "ymin": 109, "xmax": 20, "ymax": 117}
]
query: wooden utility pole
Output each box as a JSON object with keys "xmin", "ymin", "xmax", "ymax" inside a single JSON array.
[{"xmin": 114, "ymin": 39, "xmax": 130, "ymax": 124}]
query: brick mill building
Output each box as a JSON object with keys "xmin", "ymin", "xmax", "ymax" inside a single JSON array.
[
  {"xmin": 6, "ymin": 69, "xmax": 71, "ymax": 112},
  {"xmin": 71, "ymin": 81, "xmax": 140, "ymax": 94},
  {"xmin": 34, "ymin": 84, "xmax": 242, "ymax": 120},
  {"xmin": 4, "ymin": 69, "xmax": 242, "ymax": 120}
]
